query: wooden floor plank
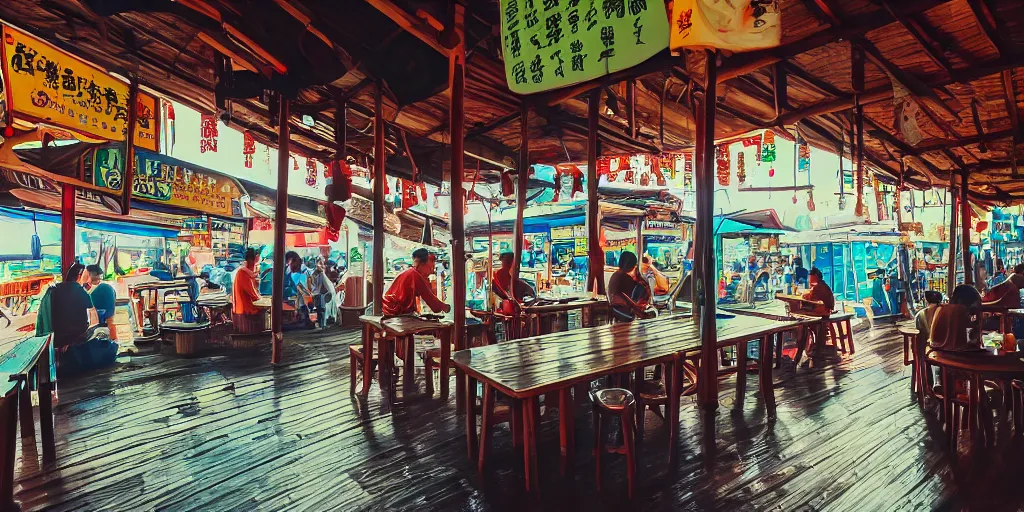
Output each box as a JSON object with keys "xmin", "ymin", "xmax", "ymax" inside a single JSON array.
[{"xmin": 7, "ymin": 324, "xmax": 1023, "ymax": 510}]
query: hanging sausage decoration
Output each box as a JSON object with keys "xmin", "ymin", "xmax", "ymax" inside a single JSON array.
[
  {"xmin": 242, "ymin": 131, "xmax": 256, "ymax": 168},
  {"xmin": 305, "ymin": 158, "xmax": 317, "ymax": 187},
  {"xmin": 200, "ymin": 113, "xmax": 218, "ymax": 153},
  {"xmin": 715, "ymin": 144, "xmax": 730, "ymax": 186},
  {"xmin": 736, "ymin": 151, "xmax": 746, "ymax": 183}
]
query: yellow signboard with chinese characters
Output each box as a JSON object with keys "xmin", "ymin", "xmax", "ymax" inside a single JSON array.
[
  {"xmin": 1, "ymin": 25, "xmax": 158, "ymax": 150},
  {"xmin": 500, "ymin": 0, "xmax": 669, "ymax": 94}
]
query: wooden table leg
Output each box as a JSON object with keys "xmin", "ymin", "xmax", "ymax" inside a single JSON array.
[
  {"xmin": 18, "ymin": 378, "xmax": 34, "ymax": 439},
  {"xmin": 440, "ymin": 327, "xmax": 452, "ymax": 401},
  {"xmin": 760, "ymin": 335, "xmax": 777, "ymax": 419},
  {"xmin": 0, "ymin": 390, "xmax": 18, "ymax": 511},
  {"xmin": 775, "ymin": 329, "xmax": 784, "ymax": 369},
  {"xmin": 478, "ymin": 384, "xmax": 494, "ymax": 473},
  {"xmin": 38, "ymin": 343, "xmax": 55, "ymax": 464},
  {"xmin": 522, "ymin": 396, "xmax": 540, "ymax": 495},
  {"xmin": 793, "ymin": 325, "xmax": 809, "ymax": 367},
  {"xmin": 402, "ymin": 335, "xmax": 415, "ymax": 391},
  {"xmin": 845, "ymin": 319, "xmax": 855, "ymax": 355},
  {"xmin": 360, "ymin": 325, "xmax": 373, "ymax": 396},
  {"xmin": 977, "ymin": 375, "xmax": 995, "ymax": 446},
  {"xmin": 465, "ymin": 374, "xmax": 478, "ymax": 460},
  {"xmin": 378, "ymin": 336, "xmax": 395, "ymax": 406},
  {"xmin": 943, "ymin": 368, "xmax": 956, "ymax": 453},
  {"xmin": 667, "ymin": 356, "xmax": 681, "ymax": 467},
  {"xmin": 735, "ymin": 341, "xmax": 747, "ymax": 404},
  {"xmin": 558, "ymin": 387, "xmax": 574, "ymax": 477}
]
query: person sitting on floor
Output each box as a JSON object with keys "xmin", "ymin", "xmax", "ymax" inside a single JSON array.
[
  {"xmin": 381, "ymin": 248, "xmax": 451, "ymax": 316},
  {"xmin": 232, "ymin": 248, "xmax": 263, "ymax": 332},
  {"xmin": 608, "ymin": 251, "xmax": 656, "ymax": 322},
  {"xmin": 930, "ymin": 284, "xmax": 982, "ymax": 352}
]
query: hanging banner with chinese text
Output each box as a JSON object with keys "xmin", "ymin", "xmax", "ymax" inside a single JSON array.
[
  {"xmin": 1, "ymin": 25, "xmax": 159, "ymax": 150},
  {"xmin": 91, "ymin": 147, "xmax": 241, "ymax": 217},
  {"xmin": 500, "ymin": 0, "xmax": 670, "ymax": 94},
  {"xmin": 670, "ymin": 0, "xmax": 780, "ymax": 52}
]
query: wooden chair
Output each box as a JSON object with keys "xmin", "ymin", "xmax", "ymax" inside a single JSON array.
[
  {"xmin": 590, "ymin": 388, "xmax": 637, "ymax": 498},
  {"xmin": 348, "ymin": 344, "xmax": 378, "ymax": 395},
  {"xmin": 161, "ymin": 321, "xmax": 211, "ymax": 356},
  {"xmin": 475, "ymin": 385, "xmax": 523, "ymax": 473},
  {"xmin": 899, "ymin": 327, "xmax": 921, "ymax": 396}
]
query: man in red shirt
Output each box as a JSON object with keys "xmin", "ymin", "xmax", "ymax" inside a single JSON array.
[
  {"xmin": 492, "ymin": 251, "xmax": 514, "ymax": 301},
  {"xmin": 382, "ymin": 248, "xmax": 451, "ymax": 316}
]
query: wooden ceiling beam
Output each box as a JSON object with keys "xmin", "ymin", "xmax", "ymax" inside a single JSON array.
[
  {"xmin": 365, "ymin": 0, "xmax": 450, "ymax": 57},
  {"xmin": 909, "ymin": 128, "xmax": 1014, "ymax": 154},
  {"xmin": 851, "ymin": 36, "xmax": 959, "ymax": 119},
  {"xmin": 966, "ymin": 0, "xmax": 1006, "ymax": 57},
  {"xmin": 1002, "ymin": 70, "xmax": 1022, "ymax": 137},
  {"xmin": 468, "ymin": 110, "xmax": 521, "ymax": 138},
  {"xmin": 781, "ymin": 62, "xmax": 849, "ymax": 99},
  {"xmin": 718, "ymin": 0, "xmax": 952, "ymax": 83},
  {"xmin": 879, "ymin": 0, "xmax": 955, "ymax": 76},
  {"xmin": 801, "ymin": 0, "xmax": 844, "ymax": 26}
]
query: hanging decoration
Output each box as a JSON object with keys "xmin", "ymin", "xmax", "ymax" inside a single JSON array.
[
  {"xmin": 761, "ymin": 130, "xmax": 776, "ymax": 163},
  {"xmin": 305, "ymin": 158, "xmax": 318, "ymax": 187},
  {"xmin": 293, "ymin": 157, "xmax": 299, "ymax": 171},
  {"xmin": 736, "ymin": 151, "xmax": 746, "ymax": 183},
  {"xmin": 200, "ymin": 113, "xmax": 218, "ymax": 153},
  {"xmin": 742, "ymin": 135, "xmax": 762, "ymax": 163},
  {"xmin": 263, "ymin": 145, "xmax": 271, "ymax": 170},
  {"xmin": 242, "ymin": 131, "xmax": 256, "ymax": 169},
  {"xmin": 401, "ymin": 178, "xmax": 419, "ymax": 209},
  {"xmin": 768, "ymin": 167, "xmax": 775, "ymax": 178},
  {"xmin": 797, "ymin": 138, "xmax": 810, "ymax": 172},
  {"xmin": 807, "ymin": 190, "xmax": 816, "ymax": 212},
  {"xmin": 553, "ymin": 164, "xmax": 584, "ymax": 202},
  {"xmin": 715, "ymin": 145, "xmax": 730, "ymax": 186},
  {"xmin": 419, "ymin": 182, "xmax": 428, "ymax": 202},
  {"xmin": 683, "ymin": 152, "xmax": 693, "ymax": 190}
]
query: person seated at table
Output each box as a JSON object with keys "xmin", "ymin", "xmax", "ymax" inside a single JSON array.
[
  {"xmin": 232, "ymin": 248, "xmax": 263, "ymax": 330},
  {"xmin": 914, "ymin": 290, "xmax": 943, "ymax": 389},
  {"xmin": 608, "ymin": 251, "xmax": 656, "ymax": 322},
  {"xmin": 50, "ymin": 263, "xmax": 118, "ymax": 374},
  {"xmin": 801, "ymin": 267, "xmax": 835, "ymax": 317},
  {"xmin": 981, "ymin": 263, "xmax": 1024, "ymax": 308},
  {"xmin": 492, "ymin": 251, "xmax": 536, "ymax": 313},
  {"xmin": 284, "ymin": 251, "xmax": 315, "ymax": 329},
  {"xmin": 930, "ymin": 284, "xmax": 982, "ymax": 352},
  {"xmin": 640, "ymin": 255, "xmax": 671, "ymax": 295},
  {"xmin": 382, "ymin": 248, "xmax": 451, "ymax": 316},
  {"xmin": 85, "ymin": 264, "xmax": 118, "ymax": 342}
]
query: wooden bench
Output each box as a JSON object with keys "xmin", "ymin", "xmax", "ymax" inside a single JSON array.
[
  {"xmin": 0, "ymin": 334, "xmax": 56, "ymax": 510},
  {"xmin": 162, "ymin": 321, "xmax": 211, "ymax": 356}
]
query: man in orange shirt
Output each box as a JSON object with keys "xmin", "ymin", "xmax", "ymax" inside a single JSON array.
[
  {"xmin": 493, "ymin": 251, "xmax": 514, "ymax": 301},
  {"xmin": 382, "ymin": 248, "xmax": 451, "ymax": 316},
  {"xmin": 233, "ymin": 248, "xmax": 262, "ymax": 316}
]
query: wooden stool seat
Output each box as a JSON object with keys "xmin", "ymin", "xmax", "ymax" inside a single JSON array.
[
  {"xmin": 348, "ymin": 345, "xmax": 378, "ymax": 395},
  {"xmin": 162, "ymin": 321, "xmax": 210, "ymax": 356},
  {"xmin": 590, "ymin": 388, "xmax": 637, "ymax": 498}
]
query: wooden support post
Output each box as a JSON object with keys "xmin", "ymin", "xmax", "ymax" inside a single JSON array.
[
  {"xmin": 335, "ymin": 96, "xmax": 348, "ymax": 161},
  {"xmin": 961, "ymin": 168, "xmax": 973, "ymax": 286},
  {"xmin": 450, "ymin": 4, "xmax": 467, "ymax": 361},
  {"xmin": 626, "ymin": 79, "xmax": 637, "ymax": 139},
  {"xmin": 947, "ymin": 185, "xmax": 958, "ymax": 296},
  {"xmin": 636, "ymin": 218, "xmax": 643, "ymax": 261},
  {"xmin": 852, "ymin": 46, "xmax": 866, "ymax": 218},
  {"xmin": 60, "ymin": 183, "xmax": 76, "ymax": 275},
  {"xmin": 271, "ymin": 93, "xmax": 290, "ymax": 364},
  {"xmin": 694, "ymin": 50, "xmax": 719, "ymax": 412},
  {"xmin": 587, "ymin": 90, "xmax": 606, "ymax": 295},
  {"xmin": 121, "ymin": 76, "xmax": 139, "ymax": 216},
  {"xmin": 372, "ymin": 80, "xmax": 387, "ymax": 315},
  {"xmin": 511, "ymin": 104, "xmax": 529, "ymax": 294}
]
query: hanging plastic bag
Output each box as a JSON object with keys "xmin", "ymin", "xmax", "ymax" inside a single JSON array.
[{"xmin": 670, "ymin": 0, "xmax": 781, "ymax": 53}]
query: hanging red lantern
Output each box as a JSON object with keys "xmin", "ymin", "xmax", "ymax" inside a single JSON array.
[
  {"xmin": 419, "ymin": 182, "xmax": 427, "ymax": 201},
  {"xmin": 199, "ymin": 113, "xmax": 218, "ymax": 153},
  {"xmin": 242, "ymin": 131, "xmax": 256, "ymax": 168},
  {"xmin": 768, "ymin": 167, "xmax": 775, "ymax": 178}
]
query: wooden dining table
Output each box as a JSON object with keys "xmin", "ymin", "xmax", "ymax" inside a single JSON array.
[
  {"xmin": 452, "ymin": 312, "xmax": 814, "ymax": 493},
  {"xmin": 358, "ymin": 315, "xmax": 455, "ymax": 405},
  {"xmin": 520, "ymin": 295, "xmax": 606, "ymax": 336}
]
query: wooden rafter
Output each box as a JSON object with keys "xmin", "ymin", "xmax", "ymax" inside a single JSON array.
[
  {"xmin": 965, "ymin": 0, "xmax": 1006, "ymax": 57},
  {"xmin": 879, "ymin": 0, "xmax": 954, "ymax": 76},
  {"xmin": 1002, "ymin": 70, "xmax": 1022, "ymax": 137},
  {"xmin": 801, "ymin": 0, "xmax": 843, "ymax": 26},
  {"xmin": 782, "ymin": 62, "xmax": 848, "ymax": 99},
  {"xmin": 851, "ymin": 36, "xmax": 959, "ymax": 119},
  {"xmin": 365, "ymin": 0, "xmax": 449, "ymax": 57}
]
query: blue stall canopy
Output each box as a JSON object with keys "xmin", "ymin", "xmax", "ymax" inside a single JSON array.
[{"xmin": 0, "ymin": 206, "xmax": 180, "ymax": 239}]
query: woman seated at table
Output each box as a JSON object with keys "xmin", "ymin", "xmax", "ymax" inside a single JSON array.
[
  {"xmin": 382, "ymin": 248, "xmax": 451, "ymax": 317},
  {"xmin": 930, "ymin": 284, "xmax": 982, "ymax": 352},
  {"xmin": 608, "ymin": 251, "xmax": 656, "ymax": 322}
]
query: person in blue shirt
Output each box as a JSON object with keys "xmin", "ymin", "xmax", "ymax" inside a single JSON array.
[{"xmin": 86, "ymin": 264, "xmax": 118, "ymax": 341}]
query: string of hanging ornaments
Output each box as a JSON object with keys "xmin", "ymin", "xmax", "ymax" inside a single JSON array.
[
  {"xmin": 716, "ymin": 144, "xmax": 730, "ymax": 186},
  {"xmin": 762, "ymin": 130, "xmax": 776, "ymax": 177}
]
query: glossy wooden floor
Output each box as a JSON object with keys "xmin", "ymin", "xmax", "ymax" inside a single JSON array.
[{"xmin": 10, "ymin": 324, "xmax": 1024, "ymax": 511}]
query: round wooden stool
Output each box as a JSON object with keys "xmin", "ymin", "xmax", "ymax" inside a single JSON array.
[
  {"xmin": 590, "ymin": 388, "xmax": 637, "ymax": 498},
  {"xmin": 162, "ymin": 321, "xmax": 211, "ymax": 357}
]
